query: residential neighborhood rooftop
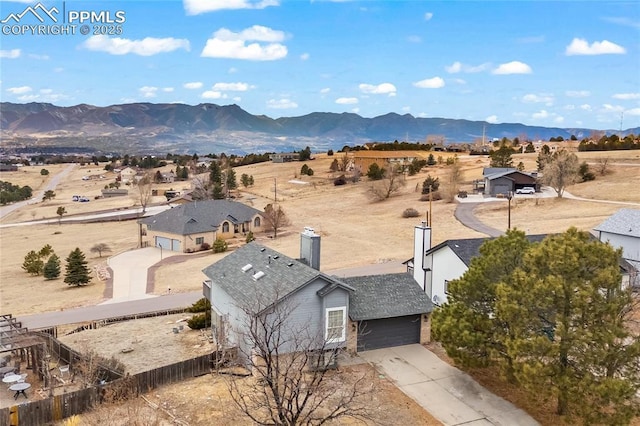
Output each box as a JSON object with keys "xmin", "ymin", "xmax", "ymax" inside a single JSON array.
[
  {"xmin": 594, "ymin": 208, "xmax": 640, "ymax": 239},
  {"xmin": 341, "ymin": 273, "xmax": 433, "ymax": 321},
  {"xmin": 139, "ymin": 199, "xmax": 262, "ymax": 236}
]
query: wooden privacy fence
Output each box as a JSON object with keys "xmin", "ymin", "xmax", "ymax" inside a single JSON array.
[{"xmin": 0, "ymin": 351, "xmax": 225, "ymax": 425}]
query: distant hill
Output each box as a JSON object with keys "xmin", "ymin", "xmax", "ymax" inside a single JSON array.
[{"xmin": 1, "ymin": 102, "xmax": 637, "ymax": 155}]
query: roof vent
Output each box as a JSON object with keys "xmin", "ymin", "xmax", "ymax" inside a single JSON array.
[
  {"xmin": 252, "ymin": 271, "xmax": 266, "ymax": 281},
  {"xmin": 273, "ymin": 255, "xmax": 279, "ymax": 259},
  {"xmin": 241, "ymin": 264, "xmax": 253, "ymax": 273},
  {"xmin": 287, "ymin": 262, "xmax": 294, "ymax": 267},
  {"xmin": 260, "ymin": 247, "xmax": 266, "ymax": 252}
]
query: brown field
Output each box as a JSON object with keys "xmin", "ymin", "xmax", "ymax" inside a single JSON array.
[{"xmin": 1, "ymin": 150, "xmax": 639, "ymax": 426}]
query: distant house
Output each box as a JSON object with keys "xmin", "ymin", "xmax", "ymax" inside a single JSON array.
[
  {"xmin": 594, "ymin": 208, "xmax": 640, "ymax": 288},
  {"xmin": 119, "ymin": 167, "xmax": 137, "ymax": 184},
  {"xmin": 0, "ymin": 164, "xmax": 18, "ymax": 172},
  {"xmin": 159, "ymin": 171, "xmax": 175, "ymax": 183},
  {"xmin": 352, "ymin": 151, "xmax": 423, "ymax": 174},
  {"xmin": 101, "ymin": 188, "xmax": 129, "ymax": 198},
  {"xmin": 269, "ymin": 153, "xmax": 300, "ymax": 163},
  {"xmin": 202, "ymin": 228, "xmax": 432, "ymax": 364},
  {"xmin": 483, "ymin": 168, "xmax": 538, "ymax": 196},
  {"xmin": 139, "ymin": 199, "xmax": 263, "ymax": 252}
]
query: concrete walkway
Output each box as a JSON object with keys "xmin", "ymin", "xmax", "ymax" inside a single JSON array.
[
  {"xmin": 102, "ymin": 247, "xmax": 177, "ymax": 305},
  {"xmin": 360, "ymin": 344, "xmax": 539, "ymax": 426}
]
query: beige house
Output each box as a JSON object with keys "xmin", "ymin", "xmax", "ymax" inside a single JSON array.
[
  {"xmin": 352, "ymin": 150, "xmax": 426, "ymax": 173},
  {"xmin": 139, "ymin": 200, "xmax": 264, "ymax": 252},
  {"xmin": 119, "ymin": 167, "xmax": 137, "ymax": 183}
]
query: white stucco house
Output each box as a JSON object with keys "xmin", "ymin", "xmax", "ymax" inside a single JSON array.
[{"xmin": 594, "ymin": 208, "xmax": 640, "ymax": 288}]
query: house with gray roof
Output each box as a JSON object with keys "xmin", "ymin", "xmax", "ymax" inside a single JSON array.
[
  {"xmin": 594, "ymin": 208, "xmax": 640, "ymax": 288},
  {"xmin": 405, "ymin": 222, "xmax": 547, "ymax": 305},
  {"xmin": 201, "ymin": 229, "xmax": 433, "ymax": 364},
  {"xmin": 139, "ymin": 199, "xmax": 263, "ymax": 253},
  {"xmin": 483, "ymin": 169, "xmax": 538, "ymax": 196}
]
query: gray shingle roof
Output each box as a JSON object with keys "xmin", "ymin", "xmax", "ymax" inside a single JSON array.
[
  {"xmin": 485, "ymin": 170, "xmax": 536, "ymax": 181},
  {"xmin": 594, "ymin": 208, "xmax": 640, "ymax": 239},
  {"xmin": 341, "ymin": 273, "xmax": 433, "ymax": 321},
  {"xmin": 420, "ymin": 234, "xmax": 548, "ymax": 266},
  {"xmin": 202, "ymin": 242, "xmax": 351, "ymax": 311},
  {"xmin": 140, "ymin": 200, "xmax": 262, "ymax": 236},
  {"xmin": 483, "ymin": 167, "xmax": 516, "ymax": 177}
]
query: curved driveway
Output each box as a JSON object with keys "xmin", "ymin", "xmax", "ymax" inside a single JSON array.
[{"xmin": 454, "ymin": 202, "xmax": 503, "ymax": 237}]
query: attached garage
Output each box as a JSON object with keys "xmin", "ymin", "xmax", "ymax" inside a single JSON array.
[
  {"xmin": 155, "ymin": 236, "xmax": 181, "ymax": 252},
  {"xmin": 357, "ymin": 314, "xmax": 421, "ymax": 352},
  {"xmin": 342, "ymin": 273, "xmax": 433, "ymax": 353}
]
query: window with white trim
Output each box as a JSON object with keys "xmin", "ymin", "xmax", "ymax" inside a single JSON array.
[
  {"xmin": 325, "ymin": 307, "xmax": 346, "ymax": 343},
  {"xmin": 222, "ymin": 222, "xmax": 230, "ymax": 233},
  {"xmin": 195, "ymin": 237, "xmax": 204, "ymax": 245}
]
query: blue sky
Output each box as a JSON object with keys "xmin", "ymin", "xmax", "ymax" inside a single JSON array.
[{"xmin": 1, "ymin": 0, "xmax": 639, "ymax": 130}]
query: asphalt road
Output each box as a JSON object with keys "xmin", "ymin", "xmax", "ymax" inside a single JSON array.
[{"xmin": 454, "ymin": 202, "xmax": 504, "ymax": 237}]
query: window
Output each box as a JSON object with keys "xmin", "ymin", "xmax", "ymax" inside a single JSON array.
[
  {"xmin": 254, "ymin": 217, "xmax": 261, "ymax": 227},
  {"xmin": 195, "ymin": 237, "xmax": 204, "ymax": 245},
  {"xmin": 325, "ymin": 307, "xmax": 346, "ymax": 343},
  {"xmin": 222, "ymin": 222, "xmax": 229, "ymax": 233},
  {"xmin": 444, "ymin": 280, "xmax": 450, "ymax": 294}
]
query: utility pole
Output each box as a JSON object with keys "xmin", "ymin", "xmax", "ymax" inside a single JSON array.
[
  {"xmin": 506, "ymin": 191, "xmax": 513, "ymax": 230},
  {"xmin": 273, "ymin": 177, "xmax": 277, "ymax": 202}
]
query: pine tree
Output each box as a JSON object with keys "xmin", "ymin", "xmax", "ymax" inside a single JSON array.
[
  {"xmin": 22, "ymin": 250, "xmax": 44, "ymax": 276},
  {"xmin": 212, "ymin": 183, "xmax": 225, "ymax": 200},
  {"xmin": 226, "ymin": 168, "xmax": 237, "ymax": 190},
  {"xmin": 496, "ymin": 228, "xmax": 640, "ymax": 422},
  {"xmin": 64, "ymin": 248, "xmax": 91, "ymax": 286},
  {"xmin": 489, "ymin": 144, "xmax": 515, "ymax": 168},
  {"xmin": 43, "ymin": 254, "xmax": 61, "ymax": 280},
  {"xmin": 209, "ymin": 161, "xmax": 222, "ymax": 185},
  {"xmin": 432, "ymin": 230, "xmax": 532, "ymax": 379}
]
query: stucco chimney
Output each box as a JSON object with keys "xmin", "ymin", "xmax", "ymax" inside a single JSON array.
[
  {"xmin": 300, "ymin": 227, "xmax": 321, "ymax": 270},
  {"xmin": 413, "ymin": 221, "xmax": 433, "ymax": 296}
]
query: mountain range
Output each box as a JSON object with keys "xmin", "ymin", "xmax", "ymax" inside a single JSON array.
[{"xmin": 1, "ymin": 102, "xmax": 636, "ymax": 155}]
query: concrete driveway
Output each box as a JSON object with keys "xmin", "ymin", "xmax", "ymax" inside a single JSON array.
[{"xmin": 359, "ymin": 345, "xmax": 539, "ymax": 426}]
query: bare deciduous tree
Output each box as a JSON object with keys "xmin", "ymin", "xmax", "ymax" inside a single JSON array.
[
  {"xmin": 263, "ymin": 204, "xmax": 291, "ymax": 238},
  {"xmin": 90, "ymin": 243, "xmax": 111, "ymax": 258},
  {"xmin": 226, "ymin": 293, "xmax": 372, "ymax": 426},
  {"xmin": 370, "ymin": 165, "xmax": 406, "ymax": 201},
  {"xmin": 444, "ymin": 160, "xmax": 463, "ymax": 203},
  {"xmin": 540, "ymin": 149, "xmax": 579, "ymax": 198},
  {"xmin": 136, "ymin": 173, "xmax": 153, "ymax": 215},
  {"xmin": 595, "ymin": 157, "xmax": 610, "ymax": 176}
]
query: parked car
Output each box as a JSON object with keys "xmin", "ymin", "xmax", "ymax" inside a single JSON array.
[
  {"xmin": 72, "ymin": 195, "xmax": 80, "ymax": 201},
  {"xmin": 516, "ymin": 187, "xmax": 535, "ymax": 194},
  {"xmin": 79, "ymin": 197, "xmax": 90, "ymax": 202}
]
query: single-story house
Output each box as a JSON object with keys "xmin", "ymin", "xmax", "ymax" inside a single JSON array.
[
  {"xmin": 100, "ymin": 188, "xmax": 128, "ymax": 198},
  {"xmin": 483, "ymin": 168, "xmax": 538, "ymax": 196},
  {"xmin": 0, "ymin": 164, "xmax": 18, "ymax": 172},
  {"xmin": 352, "ymin": 151, "xmax": 423, "ymax": 174},
  {"xmin": 202, "ymin": 228, "xmax": 432, "ymax": 365},
  {"xmin": 139, "ymin": 199, "xmax": 263, "ymax": 252},
  {"xmin": 119, "ymin": 167, "xmax": 137, "ymax": 184},
  {"xmin": 594, "ymin": 208, "xmax": 640, "ymax": 288},
  {"xmin": 269, "ymin": 153, "xmax": 300, "ymax": 163}
]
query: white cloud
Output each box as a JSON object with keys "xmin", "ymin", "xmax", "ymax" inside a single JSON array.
[
  {"xmin": 565, "ymin": 38, "xmax": 626, "ymax": 55},
  {"xmin": 613, "ymin": 93, "xmax": 640, "ymax": 100},
  {"xmin": 453, "ymin": 78, "xmax": 466, "ymax": 85},
  {"xmin": 554, "ymin": 116, "xmax": 565, "ymax": 124},
  {"xmin": 81, "ymin": 35, "xmax": 190, "ymax": 56},
  {"xmin": 445, "ymin": 61, "xmax": 490, "ymax": 74},
  {"xmin": 565, "ymin": 90, "xmax": 590, "ymax": 98},
  {"xmin": 267, "ymin": 98, "xmax": 298, "ymax": 109},
  {"xmin": 602, "ymin": 103, "xmax": 624, "ymax": 112},
  {"xmin": 413, "ymin": 77, "xmax": 445, "ymax": 89},
  {"xmin": 602, "ymin": 17, "xmax": 640, "ymax": 29},
  {"xmin": 424, "ymin": 12, "xmax": 433, "ymax": 21},
  {"xmin": 212, "ymin": 82, "xmax": 253, "ymax": 91},
  {"xmin": 184, "ymin": 0, "xmax": 279, "ymax": 15},
  {"xmin": 139, "ymin": 86, "xmax": 158, "ymax": 98},
  {"xmin": 228, "ymin": 67, "xmax": 238, "ymax": 74},
  {"xmin": 201, "ymin": 90, "xmax": 226, "ymax": 99},
  {"xmin": 300, "ymin": 52, "xmax": 310, "ymax": 60},
  {"xmin": 626, "ymin": 108, "xmax": 640, "ymax": 116},
  {"xmin": 320, "ymin": 88, "xmax": 330, "ymax": 94},
  {"xmin": 445, "ymin": 61, "xmax": 461, "ymax": 73},
  {"xmin": 564, "ymin": 104, "xmax": 575, "ymax": 110},
  {"xmin": 163, "ymin": 87, "xmax": 174, "ymax": 92},
  {"xmin": 522, "ymin": 93, "xmax": 554, "ymax": 104},
  {"xmin": 0, "ymin": 49, "xmax": 20, "ymax": 59},
  {"xmin": 492, "ymin": 61, "xmax": 532, "ymax": 75},
  {"xmin": 7, "ymin": 86, "xmax": 32, "ymax": 94},
  {"xmin": 53, "ymin": 67, "xmax": 64, "ymax": 73},
  {"xmin": 580, "ymin": 104, "xmax": 592, "ymax": 111},
  {"xmin": 201, "ymin": 25, "xmax": 287, "ymax": 61},
  {"xmin": 402, "ymin": 106, "xmax": 411, "ymax": 113},
  {"xmin": 28, "ymin": 53, "xmax": 49, "ymax": 60},
  {"xmin": 532, "ymin": 110, "xmax": 549, "ymax": 119},
  {"xmin": 184, "ymin": 82, "xmax": 203, "ymax": 89},
  {"xmin": 359, "ymin": 83, "xmax": 396, "ymax": 96},
  {"xmin": 40, "ymin": 89, "xmax": 53, "ymax": 95},
  {"xmin": 335, "ymin": 97, "xmax": 358, "ymax": 105},
  {"xmin": 486, "ymin": 115, "xmax": 499, "ymax": 124}
]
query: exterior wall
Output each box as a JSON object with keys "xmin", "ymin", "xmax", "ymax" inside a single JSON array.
[
  {"xmin": 598, "ymin": 232, "xmax": 640, "ymax": 262},
  {"xmin": 420, "ymin": 314, "xmax": 431, "ymax": 344},
  {"xmin": 218, "ymin": 214, "xmax": 264, "ymax": 240},
  {"xmin": 146, "ymin": 229, "xmax": 216, "ymax": 253},
  {"xmin": 429, "ymin": 247, "xmax": 468, "ymax": 305},
  {"xmin": 485, "ymin": 176, "xmax": 513, "ymax": 196}
]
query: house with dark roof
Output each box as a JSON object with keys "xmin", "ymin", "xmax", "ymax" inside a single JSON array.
[
  {"xmin": 201, "ymin": 228, "xmax": 432, "ymax": 364},
  {"xmin": 483, "ymin": 168, "xmax": 538, "ymax": 196},
  {"xmin": 405, "ymin": 221, "xmax": 547, "ymax": 305},
  {"xmin": 139, "ymin": 200, "xmax": 263, "ymax": 253},
  {"xmin": 594, "ymin": 208, "xmax": 640, "ymax": 288}
]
